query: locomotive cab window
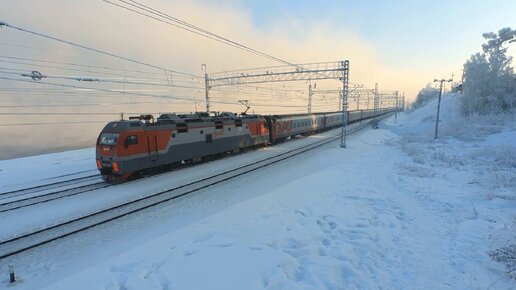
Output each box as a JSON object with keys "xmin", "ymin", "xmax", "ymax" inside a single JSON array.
[
  {"xmin": 215, "ymin": 121, "xmax": 223, "ymax": 129},
  {"xmin": 98, "ymin": 133, "xmax": 119, "ymax": 145}
]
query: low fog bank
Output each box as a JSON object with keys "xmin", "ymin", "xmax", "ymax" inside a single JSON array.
[
  {"xmin": 1, "ymin": 143, "xmax": 92, "ymax": 160},
  {"xmin": 0, "ymin": 124, "xmax": 102, "ymax": 160}
]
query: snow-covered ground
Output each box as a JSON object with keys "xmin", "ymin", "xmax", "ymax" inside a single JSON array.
[{"xmin": 1, "ymin": 94, "xmax": 515, "ymax": 289}]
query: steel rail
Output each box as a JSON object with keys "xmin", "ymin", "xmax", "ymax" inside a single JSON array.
[
  {"xmin": 0, "ymin": 174, "xmax": 99, "ymax": 198},
  {"xmin": 0, "ymin": 182, "xmax": 111, "ymax": 213}
]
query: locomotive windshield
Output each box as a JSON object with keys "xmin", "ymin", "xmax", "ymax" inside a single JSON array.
[{"xmin": 98, "ymin": 133, "xmax": 119, "ymax": 145}]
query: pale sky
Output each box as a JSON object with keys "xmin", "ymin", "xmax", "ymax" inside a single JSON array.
[
  {"xmin": 1, "ymin": 1, "xmax": 515, "ymax": 104},
  {"xmin": 0, "ymin": 1, "xmax": 515, "ymax": 113}
]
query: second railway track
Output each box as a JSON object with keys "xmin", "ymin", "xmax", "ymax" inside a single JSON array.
[
  {"xmin": 0, "ymin": 174, "xmax": 101, "ymax": 201},
  {"xmin": 0, "ymin": 181, "xmax": 112, "ymax": 213}
]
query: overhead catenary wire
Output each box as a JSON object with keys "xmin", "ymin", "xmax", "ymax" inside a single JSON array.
[
  {"xmin": 0, "ymin": 21, "xmax": 202, "ymax": 79},
  {"xmin": 0, "ymin": 75, "xmax": 206, "ymax": 102},
  {"xmin": 0, "ymin": 78, "xmax": 304, "ymax": 100},
  {"xmin": 0, "ymin": 22, "xmax": 334, "ymax": 110},
  {"xmin": 0, "ymin": 19, "xmax": 350, "ymax": 117},
  {"xmin": 0, "ymin": 55, "xmax": 196, "ymax": 79},
  {"xmin": 103, "ymin": 0, "xmax": 293, "ymax": 66},
  {"xmin": 0, "ymin": 59, "xmax": 200, "ymax": 84},
  {"xmin": 0, "ymin": 76, "xmax": 313, "ymax": 109},
  {"xmin": 111, "ymin": 1, "xmax": 342, "ymax": 86},
  {"xmin": 0, "ymin": 69, "xmax": 205, "ymax": 90},
  {"xmin": 0, "ymin": 112, "xmax": 155, "ymax": 115},
  {"xmin": 0, "ymin": 70, "xmax": 313, "ymax": 101},
  {"xmin": 0, "ymin": 22, "xmax": 347, "ymax": 114}
]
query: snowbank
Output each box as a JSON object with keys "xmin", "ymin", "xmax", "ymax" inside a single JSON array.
[{"xmin": 1, "ymin": 95, "xmax": 515, "ymax": 289}]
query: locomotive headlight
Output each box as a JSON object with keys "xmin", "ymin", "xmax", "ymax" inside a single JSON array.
[
  {"xmin": 96, "ymin": 160, "xmax": 102, "ymax": 170},
  {"xmin": 112, "ymin": 161, "xmax": 119, "ymax": 173}
]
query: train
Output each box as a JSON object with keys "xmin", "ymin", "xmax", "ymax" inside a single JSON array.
[{"xmin": 96, "ymin": 108, "xmax": 393, "ymax": 181}]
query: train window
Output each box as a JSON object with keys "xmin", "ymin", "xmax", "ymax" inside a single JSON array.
[
  {"xmin": 215, "ymin": 121, "xmax": 223, "ymax": 129},
  {"xmin": 99, "ymin": 133, "xmax": 119, "ymax": 145},
  {"xmin": 228, "ymin": 127, "xmax": 231, "ymax": 131},
  {"xmin": 126, "ymin": 135, "xmax": 138, "ymax": 145},
  {"xmin": 200, "ymin": 130, "xmax": 204, "ymax": 134},
  {"xmin": 171, "ymin": 133, "xmax": 176, "ymax": 138},
  {"xmin": 235, "ymin": 119, "xmax": 242, "ymax": 127}
]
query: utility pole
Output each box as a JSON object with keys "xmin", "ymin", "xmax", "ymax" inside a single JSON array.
[
  {"xmin": 201, "ymin": 64, "xmax": 210, "ymax": 114},
  {"xmin": 433, "ymin": 78, "xmax": 452, "ymax": 139}
]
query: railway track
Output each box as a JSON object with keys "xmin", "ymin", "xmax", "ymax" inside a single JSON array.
[
  {"xmin": 0, "ymin": 118, "xmax": 384, "ymax": 260},
  {"xmin": 0, "ymin": 181, "xmax": 111, "ymax": 213},
  {"xmin": 0, "ymin": 174, "xmax": 100, "ymax": 201}
]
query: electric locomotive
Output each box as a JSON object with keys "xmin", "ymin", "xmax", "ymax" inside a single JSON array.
[{"xmin": 96, "ymin": 112, "xmax": 269, "ymax": 181}]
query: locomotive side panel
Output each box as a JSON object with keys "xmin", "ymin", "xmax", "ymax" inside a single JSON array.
[{"xmin": 96, "ymin": 116, "xmax": 269, "ymax": 179}]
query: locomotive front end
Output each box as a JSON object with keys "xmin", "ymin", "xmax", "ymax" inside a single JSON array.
[{"xmin": 95, "ymin": 121, "xmax": 137, "ymax": 181}]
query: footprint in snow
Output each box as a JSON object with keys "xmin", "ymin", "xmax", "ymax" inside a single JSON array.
[
  {"xmin": 183, "ymin": 249, "xmax": 199, "ymax": 257},
  {"xmin": 316, "ymin": 215, "xmax": 338, "ymax": 233},
  {"xmin": 213, "ymin": 242, "xmax": 233, "ymax": 248}
]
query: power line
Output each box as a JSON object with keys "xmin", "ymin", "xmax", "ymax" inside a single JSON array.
[
  {"xmin": 0, "ymin": 75, "xmax": 205, "ymax": 102},
  {"xmin": 0, "ymin": 76, "xmax": 312, "ymax": 109},
  {"xmin": 103, "ymin": 0, "xmax": 293, "ymax": 66},
  {"xmin": 0, "ymin": 68, "xmax": 205, "ymax": 91},
  {"xmin": 0, "ymin": 72, "xmax": 311, "ymax": 100},
  {"xmin": 0, "ymin": 55, "xmax": 193, "ymax": 79},
  {"xmin": 0, "ymin": 112, "xmax": 153, "ymax": 115},
  {"xmin": 0, "ymin": 59, "xmax": 199, "ymax": 84},
  {"xmin": 0, "ymin": 101, "xmax": 179, "ymax": 108},
  {"xmin": 0, "ymin": 56, "xmax": 203, "ymax": 87},
  {"xmin": 0, "ymin": 21, "xmax": 201, "ymax": 79}
]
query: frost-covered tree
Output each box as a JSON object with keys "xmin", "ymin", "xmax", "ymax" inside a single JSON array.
[
  {"xmin": 489, "ymin": 244, "xmax": 516, "ymax": 280},
  {"xmin": 411, "ymin": 83, "xmax": 439, "ymax": 109},
  {"xmin": 462, "ymin": 27, "xmax": 516, "ymax": 115}
]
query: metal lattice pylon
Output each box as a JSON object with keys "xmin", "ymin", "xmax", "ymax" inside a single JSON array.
[{"xmin": 340, "ymin": 60, "xmax": 349, "ymax": 148}]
